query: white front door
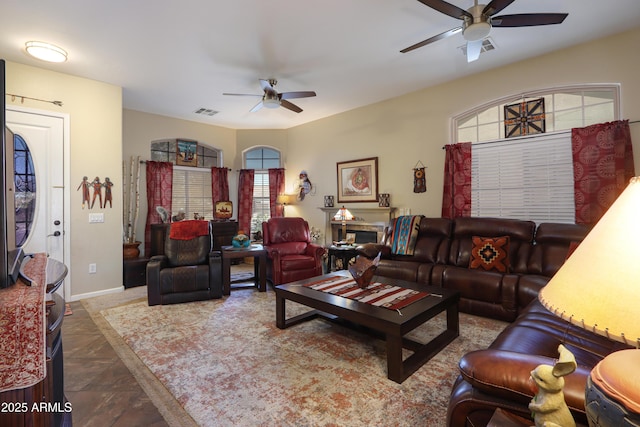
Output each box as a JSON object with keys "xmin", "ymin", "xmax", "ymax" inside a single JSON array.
[{"xmin": 6, "ymin": 108, "xmax": 67, "ymax": 295}]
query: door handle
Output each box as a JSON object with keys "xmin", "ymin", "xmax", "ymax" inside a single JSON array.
[{"xmin": 48, "ymin": 231, "xmax": 61, "ymax": 237}]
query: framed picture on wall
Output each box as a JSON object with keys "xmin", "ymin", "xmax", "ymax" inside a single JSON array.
[
  {"xmin": 214, "ymin": 201, "xmax": 233, "ymax": 219},
  {"xmin": 337, "ymin": 157, "xmax": 378, "ymax": 203},
  {"xmin": 176, "ymin": 139, "xmax": 198, "ymax": 166}
]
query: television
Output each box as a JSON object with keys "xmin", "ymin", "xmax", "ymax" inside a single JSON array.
[{"xmin": 1, "ymin": 59, "xmax": 23, "ymax": 288}]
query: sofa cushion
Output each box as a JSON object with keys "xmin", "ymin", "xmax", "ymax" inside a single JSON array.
[{"xmin": 469, "ymin": 236, "xmax": 510, "ymax": 273}]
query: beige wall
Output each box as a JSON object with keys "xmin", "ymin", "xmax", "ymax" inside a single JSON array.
[
  {"xmin": 4, "ymin": 27, "xmax": 639, "ymax": 300},
  {"xmin": 122, "ymin": 109, "xmax": 237, "ymax": 255},
  {"xmin": 282, "ymin": 27, "xmax": 640, "ymax": 239},
  {"xmin": 6, "ymin": 61, "xmax": 122, "ymax": 299}
]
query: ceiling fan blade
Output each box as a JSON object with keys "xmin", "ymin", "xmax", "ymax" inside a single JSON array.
[
  {"xmin": 280, "ymin": 100, "xmax": 303, "ymax": 113},
  {"xmin": 466, "ymin": 40, "xmax": 482, "ymax": 63},
  {"xmin": 223, "ymin": 92, "xmax": 262, "ymax": 97},
  {"xmin": 400, "ymin": 26, "xmax": 462, "ymax": 53},
  {"xmin": 259, "ymin": 79, "xmax": 275, "ymax": 92},
  {"xmin": 491, "ymin": 13, "xmax": 568, "ymax": 27},
  {"xmin": 250, "ymin": 101, "xmax": 264, "ymax": 113},
  {"xmin": 417, "ymin": 0, "xmax": 472, "ymax": 20},
  {"xmin": 482, "ymin": 0, "xmax": 516, "ymax": 16},
  {"xmin": 280, "ymin": 91, "xmax": 316, "ymax": 100}
]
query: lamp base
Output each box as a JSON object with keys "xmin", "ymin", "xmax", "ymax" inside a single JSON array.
[{"xmin": 585, "ymin": 349, "xmax": 640, "ymax": 427}]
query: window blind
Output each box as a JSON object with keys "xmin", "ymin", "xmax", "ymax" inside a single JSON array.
[
  {"xmin": 172, "ymin": 168, "xmax": 213, "ymax": 219},
  {"xmin": 470, "ymin": 131, "xmax": 575, "ymax": 224}
]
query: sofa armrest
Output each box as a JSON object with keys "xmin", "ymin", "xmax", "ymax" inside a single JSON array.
[
  {"xmin": 146, "ymin": 255, "xmax": 168, "ymax": 306},
  {"xmin": 458, "ymin": 349, "xmax": 591, "ymax": 414},
  {"xmin": 357, "ymin": 243, "xmax": 391, "ymax": 259},
  {"xmin": 305, "ymin": 243, "xmax": 326, "ymax": 261}
]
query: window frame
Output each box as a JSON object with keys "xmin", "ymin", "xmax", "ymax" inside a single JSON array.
[
  {"xmin": 243, "ymin": 146, "xmax": 282, "ymax": 235},
  {"xmin": 452, "ymin": 84, "xmax": 621, "ymax": 224}
]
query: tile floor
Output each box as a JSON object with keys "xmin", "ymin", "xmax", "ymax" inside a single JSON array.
[{"xmin": 62, "ymin": 299, "xmax": 168, "ymax": 427}]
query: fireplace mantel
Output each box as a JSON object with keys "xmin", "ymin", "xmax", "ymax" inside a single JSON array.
[{"xmin": 319, "ymin": 207, "xmax": 396, "ymax": 245}]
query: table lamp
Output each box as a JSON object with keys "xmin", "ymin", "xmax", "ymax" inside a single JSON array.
[
  {"xmin": 333, "ymin": 206, "xmax": 354, "ymax": 240},
  {"xmin": 538, "ymin": 176, "xmax": 640, "ymax": 427},
  {"xmin": 276, "ymin": 194, "xmax": 295, "ymax": 216}
]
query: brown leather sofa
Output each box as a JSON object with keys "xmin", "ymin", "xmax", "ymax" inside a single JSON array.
[
  {"xmin": 358, "ymin": 216, "xmax": 627, "ymax": 425},
  {"xmin": 358, "ymin": 216, "xmax": 590, "ymax": 322}
]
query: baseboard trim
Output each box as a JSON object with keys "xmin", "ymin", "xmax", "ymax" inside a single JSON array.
[{"xmin": 69, "ymin": 285, "xmax": 125, "ymax": 302}]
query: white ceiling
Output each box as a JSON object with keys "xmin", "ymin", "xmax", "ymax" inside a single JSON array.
[{"xmin": 2, "ymin": 1, "xmax": 640, "ymax": 130}]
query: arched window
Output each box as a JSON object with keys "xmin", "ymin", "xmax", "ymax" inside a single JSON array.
[
  {"xmin": 244, "ymin": 147, "xmax": 281, "ymax": 235},
  {"xmin": 452, "ymin": 85, "xmax": 619, "ymax": 223},
  {"xmin": 14, "ymin": 134, "xmax": 36, "ymax": 246},
  {"xmin": 150, "ymin": 139, "xmax": 222, "ymax": 219}
]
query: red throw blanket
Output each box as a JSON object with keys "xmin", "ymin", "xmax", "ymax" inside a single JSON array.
[{"xmin": 169, "ymin": 220, "xmax": 210, "ymax": 240}]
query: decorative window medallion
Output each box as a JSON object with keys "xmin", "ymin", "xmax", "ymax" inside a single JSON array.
[{"xmin": 504, "ymin": 98, "xmax": 546, "ymax": 138}]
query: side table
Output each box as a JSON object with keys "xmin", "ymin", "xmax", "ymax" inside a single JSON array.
[
  {"xmin": 327, "ymin": 245, "xmax": 359, "ymax": 271},
  {"xmin": 123, "ymin": 257, "xmax": 149, "ymax": 288},
  {"xmin": 221, "ymin": 244, "xmax": 267, "ymax": 295}
]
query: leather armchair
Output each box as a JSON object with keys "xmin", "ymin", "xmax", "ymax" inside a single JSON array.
[
  {"xmin": 147, "ymin": 222, "xmax": 223, "ymax": 305},
  {"xmin": 262, "ymin": 217, "xmax": 326, "ymax": 285}
]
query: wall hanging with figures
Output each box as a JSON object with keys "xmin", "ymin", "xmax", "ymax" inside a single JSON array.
[
  {"xmin": 297, "ymin": 170, "xmax": 315, "ymax": 201},
  {"xmin": 77, "ymin": 175, "xmax": 114, "ymax": 209},
  {"xmin": 413, "ymin": 161, "xmax": 427, "ymax": 193}
]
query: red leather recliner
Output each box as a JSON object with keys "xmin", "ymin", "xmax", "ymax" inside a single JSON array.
[{"xmin": 262, "ymin": 217, "xmax": 326, "ymax": 285}]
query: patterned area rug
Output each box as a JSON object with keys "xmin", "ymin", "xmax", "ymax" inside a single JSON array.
[{"xmin": 86, "ymin": 286, "xmax": 507, "ymax": 427}]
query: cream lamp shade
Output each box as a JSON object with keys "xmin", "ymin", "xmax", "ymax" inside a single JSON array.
[
  {"xmin": 276, "ymin": 194, "xmax": 295, "ymax": 205},
  {"xmin": 539, "ymin": 176, "xmax": 640, "ymax": 348}
]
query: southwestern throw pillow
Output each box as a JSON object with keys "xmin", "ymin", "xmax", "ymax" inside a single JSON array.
[{"xmin": 469, "ymin": 236, "xmax": 510, "ymax": 273}]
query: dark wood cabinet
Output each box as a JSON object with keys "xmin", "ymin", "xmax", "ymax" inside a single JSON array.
[
  {"xmin": 123, "ymin": 257, "xmax": 150, "ymax": 288},
  {"xmin": 0, "ymin": 256, "xmax": 71, "ymax": 427}
]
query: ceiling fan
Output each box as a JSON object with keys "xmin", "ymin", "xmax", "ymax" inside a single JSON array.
[
  {"xmin": 223, "ymin": 79, "xmax": 317, "ymax": 113},
  {"xmin": 401, "ymin": 0, "xmax": 568, "ymax": 62}
]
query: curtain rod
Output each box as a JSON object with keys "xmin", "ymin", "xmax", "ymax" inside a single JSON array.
[
  {"xmin": 442, "ymin": 119, "xmax": 640, "ymax": 149},
  {"xmin": 138, "ymin": 160, "xmax": 231, "ymax": 170},
  {"xmin": 6, "ymin": 93, "xmax": 63, "ymax": 106}
]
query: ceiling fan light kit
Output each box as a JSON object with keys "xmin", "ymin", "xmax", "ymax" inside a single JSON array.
[
  {"xmin": 224, "ymin": 78, "xmax": 316, "ymax": 114},
  {"xmin": 402, "ymin": 0, "xmax": 568, "ymax": 62}
]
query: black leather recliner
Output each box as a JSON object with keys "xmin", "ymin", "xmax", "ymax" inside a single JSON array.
[{"xmin": 147, "ymin": 223, "xmax": 223, "ymax": 305}]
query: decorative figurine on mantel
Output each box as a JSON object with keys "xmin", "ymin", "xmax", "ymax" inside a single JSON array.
[{"xmin": 529, "ymin": 344, "xmax": 577, "ymax": 427}]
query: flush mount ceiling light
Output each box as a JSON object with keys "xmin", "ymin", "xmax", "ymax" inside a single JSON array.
[{"xmin": 25, "ymin": 41, "xmax": 68, "ymax": 63}]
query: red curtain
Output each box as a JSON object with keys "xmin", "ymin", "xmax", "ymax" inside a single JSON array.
[
  {"xmin": 237, "ymin": 169, "xmax": 255, "ymax": 233},
  {"xmin": 572, "ymin": 120, "xmax": 635, "ymax": 225},
  {"xmin": 268, "ymin": 168, "xmax": 285, "ymax": 218},
  {"xmin": 144, "ymin": 161, "xmax": 173, "ymax": 256},
  {"xmin": 441, "ymin": 142, "xmax": 472, "ymax": 219},
  {"xmin": 210, "ymin": 167, "xmax": 230, "ymax": 205}
]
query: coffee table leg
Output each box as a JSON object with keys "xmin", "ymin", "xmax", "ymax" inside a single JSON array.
[
  {"xmin": 222, "ymin": 256, "xmax": 231, "ymax": 296},
  {"xmin": 276, "ymin": 293, "xmax": 286, "ymax": 329},
  {"xmin": 257, "ymin": 254, "xmax": 266, "ymax": 292},
  {"xmin": 386, "ymin": 333, "xmax": 404, "ymax": 383}
]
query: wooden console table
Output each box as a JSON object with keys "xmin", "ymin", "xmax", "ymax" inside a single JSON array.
[{"xmin": 0, "ymin": 254, "xmax": 71, "ymax": 427}]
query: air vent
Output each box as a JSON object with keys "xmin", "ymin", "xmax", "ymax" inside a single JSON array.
[
  {"xmin": 459, "ymin": 38, "xmax": 496, "ymax": 56},
  {"xmin": 194, "ymin": 108, "xmax": 219, "ymax": 116}
]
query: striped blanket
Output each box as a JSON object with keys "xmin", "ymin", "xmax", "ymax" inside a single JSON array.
[
  {"xmin": 391, "ymin": 215, "xmax": 423, "ymax": 255},
  {"xmin": 304, "ymin": 275, "xmax": 429, "ymax": 311}
]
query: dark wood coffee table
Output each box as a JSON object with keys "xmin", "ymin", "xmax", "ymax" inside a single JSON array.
[{"xmin": 275, "ymin": 271, "xmax": 460, "ymax": 383}]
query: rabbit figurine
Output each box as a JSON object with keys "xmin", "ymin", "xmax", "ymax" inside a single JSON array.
[{"xmin": 529, "ymin": 344, "xmax": 577, "ymax": 427}]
